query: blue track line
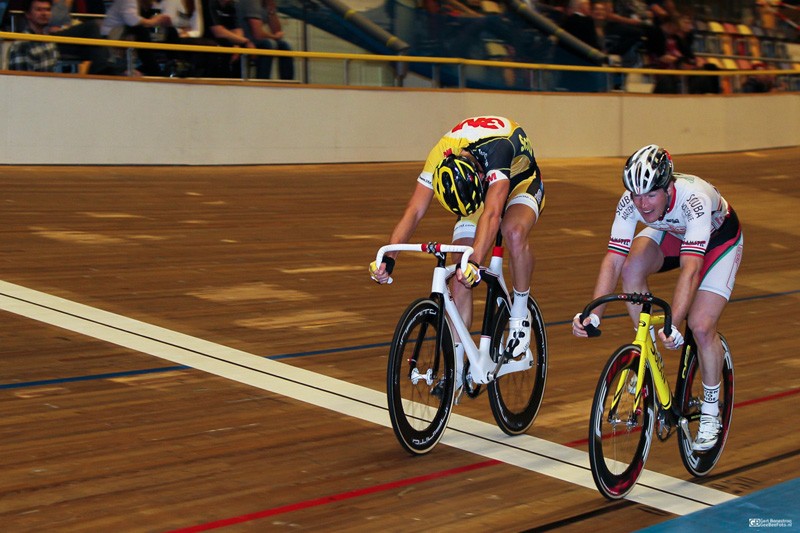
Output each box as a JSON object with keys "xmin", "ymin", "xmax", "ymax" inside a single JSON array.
[{"xmin": 2, "ymin": 289, "xmax": 798, "ymax": 391}]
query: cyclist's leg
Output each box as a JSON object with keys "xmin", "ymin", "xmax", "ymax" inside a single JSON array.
[
  {"xmin": 501, "ymin": 203, "xmax": 537, "ymax": 297},
  {"xmin": 451, "ymin": 219, "xmax": 477, "ymax": 330},
  {"xmin": 452, "ymin": 219, "xmax": 477, "ymax": 386},
  {"xmin": 501, "ymin": 176, "xmax": 543, "ymax": 356},
  {"xmin": 619, "ymin": 231, "xmax": 670, "ymax": 324},
  {"xmin": 690, "ymin": 220, "xmax": 743, "ymax": 387},
  {"xmin": 687, "ymin": 290, "xmax": 727, "ymax": 388},
  {"xmin": 687, "ymin": 290, "xmax": 727, "ymax": 449},
  {"xmin": 503, "ymin": 171, "xmax": 544, "ymax": 298},
  {"xmin": 688, "ymin": 229, "xmax": 743, "ymax": 450}
]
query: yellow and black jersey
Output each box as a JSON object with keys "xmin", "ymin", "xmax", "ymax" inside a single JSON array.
[{"xmin": 418, "ymin": 116, "xmax": 539, "ymax": 194}]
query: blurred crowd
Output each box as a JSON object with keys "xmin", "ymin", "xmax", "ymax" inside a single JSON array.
[
  {"xmin": 548, "ymin": 0, "xmax": 795, "ymax": 92},
  {"xmin": 2, "ymin": 0, "xmax": 796, "ymax": 91},
  {"xmin": 1, "ymin": 0, "xmax": 295, "ymax": 78}
]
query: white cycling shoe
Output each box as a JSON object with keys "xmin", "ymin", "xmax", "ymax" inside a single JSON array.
[
  {"xmin": 506, "ymin": 312, "xmax": 531, "ymax": 359},
  {"xmin": 692, "ymin": 414, "xmax": 722, "ymax": 452}
]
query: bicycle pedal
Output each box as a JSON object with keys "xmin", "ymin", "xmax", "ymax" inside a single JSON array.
[
  {"xmin": 464, "ymin": 378, "xmax": 483, "ymax": 398},
  {"xmin": 500, "ymin": 348, "xmax": 530, "ymax": 364},
  {"xmin": 656, "ymin": 409, "xmax": 674, "ymax": 441},
  {"xmin": 678, "ymin": 417, "xmax": 692, "ymax": 442},
  {"xmin": 430, "ymin": 380, "xmax": 446, "ymax": 399}
]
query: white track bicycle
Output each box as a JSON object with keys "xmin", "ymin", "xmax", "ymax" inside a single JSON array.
[{"xmin": 374, "ymin": 235, "xmax": 548, "ymax": 455}]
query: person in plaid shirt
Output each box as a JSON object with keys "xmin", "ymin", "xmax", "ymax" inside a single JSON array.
[
  {"xmin": 8, "ymin": 0, "xmax": 60, "ymax": 71},
  {"xmin": 8, "ymin": 0, "xmax": 123, "ymax": 74}
]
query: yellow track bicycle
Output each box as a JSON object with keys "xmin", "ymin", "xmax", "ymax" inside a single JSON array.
[{"xmin": 579, "ymin": 292, "xmax": 734, "ymax": 500}]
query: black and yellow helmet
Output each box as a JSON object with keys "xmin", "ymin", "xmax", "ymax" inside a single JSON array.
[{"xmin": 432, "ymin": 154, "xmax": 484, "ymax": 216}]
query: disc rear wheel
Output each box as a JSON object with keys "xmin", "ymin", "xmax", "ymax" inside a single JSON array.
[
  {"xmin": 677, "ymin": 333, "xmax": 734, "ymax": 476},
  {"xmin": 487, "ymin": 296, "xmax": 548, "ymax": 435}
]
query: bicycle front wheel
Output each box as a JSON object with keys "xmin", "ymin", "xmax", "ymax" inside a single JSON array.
[
  {"xmin": 588, "ymin": 345, "xmax": 656, "ymax": 500},
  {"xmin": 677, "ymin": 333, "xmax": 734, "ymax": 476},
  {"xmin": 387, "ymin": 298, "xmax": 456, "ymax": 455},
  {"xmin": 487, "ymin": 296, "xmax": 548, "ymax": 435}
]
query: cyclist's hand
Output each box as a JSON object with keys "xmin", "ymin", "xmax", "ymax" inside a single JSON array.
[
  {"xmin": 456, "ymin": 260, "xmax": 481, "ymax": 288},
  {"xmin": 572, "ymin": 312, "xmax": 600, "ymax": 337},
  {"xmin": 369, "ymin": 256, "xmax": 395, "ymax": 284},
  {"xmin": 658, "ymin": 325, "xmax": 685, "ymax": 350}
]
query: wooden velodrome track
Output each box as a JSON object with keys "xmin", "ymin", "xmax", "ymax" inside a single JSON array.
[{"xmin": 1, "ymin": 147, "xmax": 798, "ymax": 532}]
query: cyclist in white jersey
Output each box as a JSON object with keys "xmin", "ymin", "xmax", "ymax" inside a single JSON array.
[
  {"xmin": 369, "ymin": 116, "xmax": 545, "ymax": 386},
  {"xmin": 572, "ymin": 144, "xmax": 744, "ymax": 452}
]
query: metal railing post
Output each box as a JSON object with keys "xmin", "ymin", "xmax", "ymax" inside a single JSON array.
[{"xmin": 126, "ymin": 47, "xmax": 134, "ymax": 77}]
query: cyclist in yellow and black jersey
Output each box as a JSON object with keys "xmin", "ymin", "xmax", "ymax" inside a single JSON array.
[{"xmin": 369, "ymin": 116, "xmax": 545, "ymax": 377}]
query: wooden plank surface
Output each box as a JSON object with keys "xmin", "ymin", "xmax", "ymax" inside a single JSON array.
[{"xmin": 0, "ymin": 148, "xmax": 798, "ymax": 531}]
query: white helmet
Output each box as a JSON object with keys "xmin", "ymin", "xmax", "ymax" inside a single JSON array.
[{"xmin": 622, "ymin": 144, "xmax": 673, "ymax": 194}]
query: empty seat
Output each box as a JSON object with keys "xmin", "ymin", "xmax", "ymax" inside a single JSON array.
[{"xmin": 723, "ymin": 22, "xmax": 739, "ymax": 35}]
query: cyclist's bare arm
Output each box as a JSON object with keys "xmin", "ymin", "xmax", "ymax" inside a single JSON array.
[
  {"xmin": 572, "ymin": 252, "xmax": 625, "ymax": 337},
  {"xmin": 471, "ymin": 180, "xmax": 508, "ymax": 265},
  {"xmin": 389, "ymin": 183, "xmax": 434, "ymax": 247},
  {"xmin": 455, "ymin": 180, "xmax": 507, "ymax": 287},
  {"xmin": 371, "ymin": 183, "xmax": 433, "ymax": 283}
]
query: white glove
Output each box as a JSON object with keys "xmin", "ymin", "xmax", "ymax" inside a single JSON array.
[
  {"xmin": 658, "ymin": 325, "xmax": 684, "ymax": 349},
  {"xmin": 573, "ymin": 313, "xmax": 600, "ymax": 327}
]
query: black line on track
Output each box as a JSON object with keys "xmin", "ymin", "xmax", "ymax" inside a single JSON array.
[{"xmin": 0, "ymin": 290, "xmax": 388, "ymax": 413}]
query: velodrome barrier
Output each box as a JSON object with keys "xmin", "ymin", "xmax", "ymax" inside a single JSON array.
[{"xmin": 1, "ymin": 32, "xmax": 799, "ymax": 165}]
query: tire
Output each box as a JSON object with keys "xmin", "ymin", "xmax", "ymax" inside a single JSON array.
[
  {"xmin": 677, "ymin": 333, "xmax": 734, "ymax": 476},
  {"xmin": 487, "ymin": 296, "xmax": 548, "ymax": 435},
  {"xmin": 588, "ymin": 345, "xmax": 656, "ymax": 500},
  {"xmin": 387, "ymin": 298, "xmax": 456, "ymax": 455}
]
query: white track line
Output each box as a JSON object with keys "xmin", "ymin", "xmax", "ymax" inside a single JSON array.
[{"xmin": 0, "ymin": 280, "xmax": 736, "ymax": 514}]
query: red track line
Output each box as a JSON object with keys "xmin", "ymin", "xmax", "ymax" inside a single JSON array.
[
  {"xmin": 167, "ymin": 386, "xmax": 800, "ymax": 532},
  {"xmin": 561, "ymin": 386, "xmax": 800, "ymax": 448},
  {"xmin": 165, "ymin": 460, "xmax": 500, "ymax": 532}
]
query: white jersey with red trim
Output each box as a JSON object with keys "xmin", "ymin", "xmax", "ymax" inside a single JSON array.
[{"xmin": 608, "ymin": 173, "xmax": 730, "ymax": 257}]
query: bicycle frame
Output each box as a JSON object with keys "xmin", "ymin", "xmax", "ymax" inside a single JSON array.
[
  {"xmin": 584, "ymin": 292, "xmax": 733, "ymax": 497},
  {"xmin": 583, "ymin": 292, "xmax": 697, "ymax": 440},
  {"xmin": 374, "ymin": 241, "xmax": 532, "ymax": 385},
  {"xmin": 622, "ymin": 308, "xmax": 672, "ymax": 414}
]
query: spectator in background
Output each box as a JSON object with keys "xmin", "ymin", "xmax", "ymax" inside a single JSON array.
[
  {"xmin": 202, "ymin": 0, "xmax": 254, "ymax": 77},
  {"xmin": 239, "ymin": 0, "xmax": 294, "ymax": 80},
  {"xmin": 100, "ymin": 0, "xmax": 172, "ymax": 75},
  {"xmin": 560, "ymin": 0, "xmax": 602, "ymax": 50},
  {"xmin": 646, "ymin": 0, "xmax": 676, "ymax": 24},
  {"xmin": 591, "ymin": 1, "xmax": 608, "ymax": 50},
  {"xmin": 8, "ymin": 0, "xmax": 122, "ymax": 74},
  {"xmin": 600, "ymin": 0, "xmax": 653, "ymax": 67},
  {"xmin": 646, "ymin": 14, "xmax": 695, "ymax": 93},
  {"xmin": 555, "ymin": 0, "xmax": 607, "ymax": 91},
  {"xmin": 742, "ymin": 60, "xmax": 781, "ymax": 92},
  {"xmin": 49, "ymin": 0, "xmax": 74, "ymax": 27}
]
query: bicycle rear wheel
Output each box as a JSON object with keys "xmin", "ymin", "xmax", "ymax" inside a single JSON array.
[
  {"xmin": 588, "ymin": 345, "xmax": 655, "ymax": 500},
  {"xmin": 677, "ymin": 333, "xmax": 734, "ymax": 476},
  {"xmin": 387, "ymin": 298, "xmax": 456, "ymax": 455},
  {"xmin": 487, "ymin": 296, "xmax": 548, "ymax": 435}
]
